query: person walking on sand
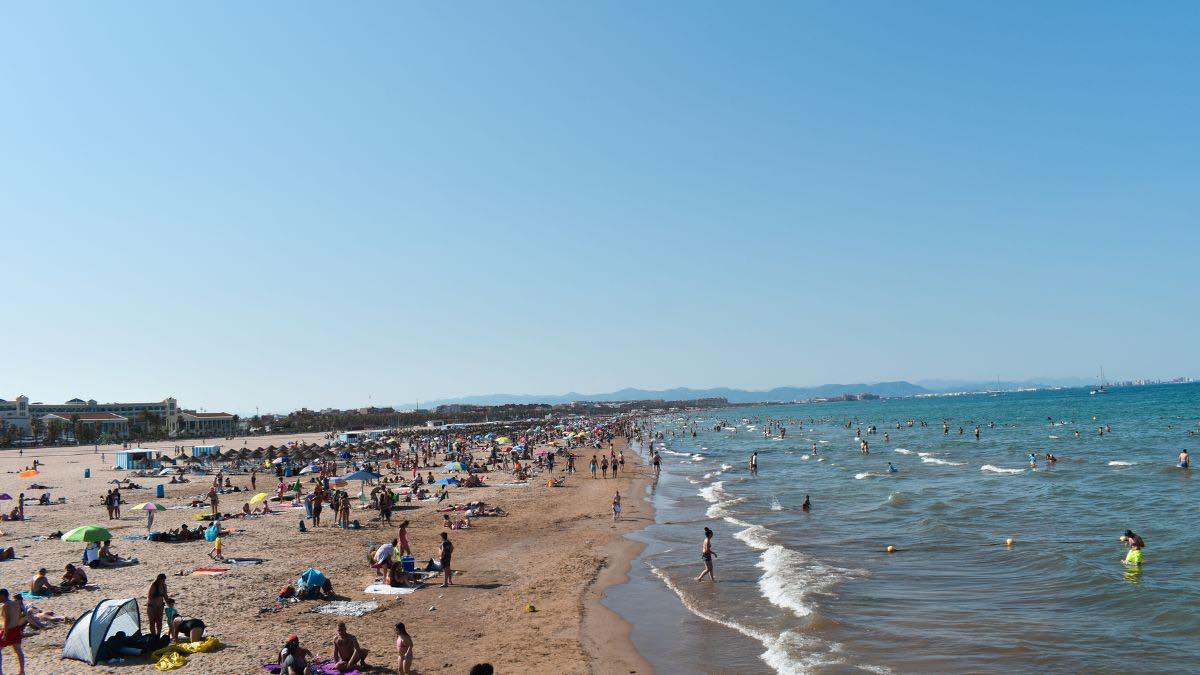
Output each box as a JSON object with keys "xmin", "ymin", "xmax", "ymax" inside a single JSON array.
[
  {"xmin": 612, "ymin": 490, "xmax": 622, "ymax": 522},
  {"xmin": 590, "ymin": 456, "xmax": 597, "ymax": 479},
  {"xmin": 601, "ymin": 455, "xmax": 608, "ymax": 479},
  {"xmin": 0, "ymin": 588, "xmax": 26, "ymax": 675},
  {"xmin": 438, "ymin": 532, "xmax": 454, "ymax": 587},
  {"xmin": 395, "ymin": 622, "xmax": 414, "ymax": 675},
  {"xmin": 696, "ymin": 527, "xmax": 716, "ymax": 582}
]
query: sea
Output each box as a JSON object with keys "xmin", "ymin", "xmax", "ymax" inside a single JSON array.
[{"xmin": 606, "ymin": 383, "xmax": 1200, "ymax": 674}]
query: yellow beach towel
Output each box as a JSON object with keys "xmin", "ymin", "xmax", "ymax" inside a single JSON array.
[{"xmin": 152, "ymin": 636, "xmax": 221, "ymax": 670}]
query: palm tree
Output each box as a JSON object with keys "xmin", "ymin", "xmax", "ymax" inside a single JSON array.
[{"xmin": 30, "ymin": 417, "xmax": 44, "ymax": 440}]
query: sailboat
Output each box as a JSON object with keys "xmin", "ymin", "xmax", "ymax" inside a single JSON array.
[{"xmin": 1090, "ymin": 367, "xmax": 1108, "ymax": 395}]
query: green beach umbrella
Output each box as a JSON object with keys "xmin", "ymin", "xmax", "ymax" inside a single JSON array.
[{"xmin": 61, "ymin": 525, "xmax": 113, "ymax": 543}]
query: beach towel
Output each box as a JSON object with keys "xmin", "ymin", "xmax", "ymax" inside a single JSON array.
[
  {"xmin": 363, "ymin": 584, "xmax": 416, "ymax": 595},
  {"xmin": 152, "ymin": 636, "xmax": 220, "ymax": 671},
  {"xmin": 312, "ymin": 600, "xmax": 378, "ymax": 617},
  {"xmin": 189, "ymin": 567, "xmax": 229, "ymax": 576},
  {"xmin": 123, "ymin": 534, "xmax": 147, "ymax": 541},
  {"xmin": 19, "ymin": 592, "xmax": 50, "ymax": 601},
  {"xmin": 225, "ymin": 558, "xmax": 265, "ymax": 565}
]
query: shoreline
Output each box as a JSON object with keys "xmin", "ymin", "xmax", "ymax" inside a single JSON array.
[{"xmin": 579, "ymin": 439, "xmax": 654, "ymax": 674}]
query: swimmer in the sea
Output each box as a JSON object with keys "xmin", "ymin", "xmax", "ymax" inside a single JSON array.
[
  {"xmin": 801, "ymin": 495, "xmax": 811, "ymax": 512},
  {"xmin": 1179, "ymin": 449, "xmax": 1190, "ymax": 468},
  {"xmin": 1028, "ymin": 452, "xmax": 1037, "ymax": 467},
  {"xmin": 887, "ymin": 462, "xmax": 898, "ymax": 474},
  {"xmin": 1045, "ymin": 453, "xmax": 1057, "ymax": 463},
  {"xmin": 1122, "ymin": 529, "xmax": 1145, "ymax": 565}
]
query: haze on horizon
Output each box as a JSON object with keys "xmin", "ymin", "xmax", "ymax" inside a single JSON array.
[{"xmin": 3, "ymin": 3, "xmax": 1197, "ymax": 414}]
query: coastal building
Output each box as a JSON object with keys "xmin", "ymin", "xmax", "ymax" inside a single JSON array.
[
  {"xmin": 0, "ymin": 396, "xmax": 31, "ymax": 435},
  {"xmin": 178, "ymin": 411, "xmax": 237, "ymax": 437},
  {"xmin": 40, "ymin": 412, "xmax": 131, "ymax": 440},
  {"xmin": 26, "ymin": 397, "xmax": 178, "ymax": 436}
]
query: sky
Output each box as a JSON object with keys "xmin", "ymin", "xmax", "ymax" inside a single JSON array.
[{"xmin": 2, "ymin": 2, "xmax": 1198, "ymax": 414}]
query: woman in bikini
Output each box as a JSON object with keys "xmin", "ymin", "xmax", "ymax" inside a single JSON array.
[
  {"xmin": 395, "ymin": 622, "xmax": 414, "ymax": 674},
  {"xmin": 147, "ymin": 573, "xmax": 170, "ymax": 638},
  {"xmin": 696, "ymin": 527, "xmax": 716, "ymax": 582},
  {"xmin": 397, "ymin": 520, "xmax": 412, "ymax": 556}
]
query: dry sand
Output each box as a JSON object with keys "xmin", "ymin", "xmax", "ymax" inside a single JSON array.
[{"xmin": 0, "ymin": 435, "xmax": 653, "ymax": 674}]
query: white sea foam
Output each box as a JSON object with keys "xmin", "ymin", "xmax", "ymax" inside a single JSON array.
[
  {"xmin": 893, "ymin": 448, "xmax": 912, "ymax": 455},
  {"xmin": 818, "ymin": 440, "xmax": 830, "ymax": 444},
  {"xmin": 854, "ymin": 472, "xmax": 877, "ymax": 480},
  {"xmin": 1049, "ymin": 435, "xmax": 1059, "ymax": 439},
  {"xmin": 702, "ymin": 472, "xmax": 713, "ymax": 479},
  {"xmin": 801, "ymin": 455, "xmax": 811, "ymax": 460},
  {"xmin": 692, "ymin": 455, "xmax": 705, "ymax": 461},
  {"xmin": 1108, "ymin": 460, "xmax": 1135, "ymax": 466},
  {"xmin": 758, "ymin": 545, "xmax": 814, "ymax": 616},
  {"xmin": 721, "ymin": 464, "xmax": 733, "ymax": 471},
  {"xmin": 698, "ymin": 481, "xmax": 725, "ymax": 502},
  {"xmin": 734, "ymin": 522, "xmax": 773, "ymax": 550},
  {"xmin": 921, "ymin": 456, "xmax": 964, "ymax": 466},
  {"xmin": 686, "ymin": 477, "xmax": 699, "ymax": 484},
  {"xmin": 663, "ymin": 450, "xmax": 690, "ymax": 457},
  {"xmin": 706, "ymin": 496, "xmax": 746, "ymax": 519},
  {"xmin": 770, "ymin": 496, "xmax": 783, "ymax": 511},
  {"xmin": 980, "ymin": 465, "xmax": 1025, "ymax": 474}
]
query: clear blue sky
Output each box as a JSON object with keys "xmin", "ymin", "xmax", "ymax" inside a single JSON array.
[{"xmin": 3, "ymin": 2, "xmax": 1197, "ymax": 413}]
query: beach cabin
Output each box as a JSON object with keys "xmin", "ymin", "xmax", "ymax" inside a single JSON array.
[
  {"xmin": 115, "ymin": 449, "xmax": 160, "ymax": 470},
  {"xmin": 338, "ymin": 431, "xmax": 368, "ymax": 443},
  {"xmin": 191, "ymin": 444, "xmax": 221, "ymax": 458}
]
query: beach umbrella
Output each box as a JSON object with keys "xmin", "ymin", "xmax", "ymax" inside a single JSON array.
[
  {"xmin": 338, "ymin": 451, "xmax": 352, "ymax": 460},
  {"xmin": 299, "ymin": 464, "xmax": 318, "ymax": 475},
  {"xmin": 62, "ymin": 525, "xmax": 112, "ymax": 543},
  {"xmin": 495, "ymin": 437, "xmax": 512, "ymax": 445},
  {"xmin": 435, "ymin": 477, "xmax": 461, "ymax": 486},
  {"xmin": 272, "ymin": 457, "xmax": 285, "ymax": 465},
  {"xmin": 445, "ymin": 462, "xmax": 466, "ymax": 472},
  {"xmin": 19, "ymin": 469, "xmax": 39, "ymax": 479},
  {"xmin": 249, "ymin": 492, "xmax": 269, "ymax": 506},
  {"xmin": 131, "ymin": 502, "xmax": 164, "ymax": 511}
]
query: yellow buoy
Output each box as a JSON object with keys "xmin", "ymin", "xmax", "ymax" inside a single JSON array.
[
  {"xmin": 1006, "ymin": 538, "xmax": 1014, "ymax": 546},
  {"xmin": 886, "ymin": 545, "xmax": 895, "ymax": 553}
]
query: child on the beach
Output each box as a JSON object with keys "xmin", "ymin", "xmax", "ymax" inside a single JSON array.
[{"xmin": 208, "ymin": 536, "xmax": 224, "ymax": 561}]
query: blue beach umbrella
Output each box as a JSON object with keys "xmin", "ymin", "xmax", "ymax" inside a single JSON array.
[
  {"xmin": 445, "ymin": 462, "xmax": 466, "ymax": 472},
  {"xmin": 436, "ymin": 477, "xmax": 461, "ymax": 486}
]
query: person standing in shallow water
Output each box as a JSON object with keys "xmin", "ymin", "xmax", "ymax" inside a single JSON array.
[
  {"xmin": 749, "ymin": 452, "xmax": 758, "ymax": 476},
  {"xmin": 696, "ymin": 527, "xmax": 716, "ymax": 582}
]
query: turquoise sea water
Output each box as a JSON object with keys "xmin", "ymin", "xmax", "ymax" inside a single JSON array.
[{"xmin": 610, "ymin": 383, "xmax": 1200, "ymax": 674}]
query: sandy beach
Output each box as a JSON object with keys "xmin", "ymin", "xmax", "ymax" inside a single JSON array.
[{"xmin": 0, "ymin": 434, "xmax": 653, "ymax": 674}]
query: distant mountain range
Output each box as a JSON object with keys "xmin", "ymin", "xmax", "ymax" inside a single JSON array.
[{"xmin": 405, "ymin": 378, "xmax": 1097, "ymax": 408}]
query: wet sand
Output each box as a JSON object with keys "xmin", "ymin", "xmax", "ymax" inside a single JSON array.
[{"xmin": 0, "ymin": 435, "xmax": 653, "ymax": 674}]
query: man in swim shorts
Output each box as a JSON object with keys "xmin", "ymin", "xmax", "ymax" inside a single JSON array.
[
  {"xmin": 0, "ymin": 588, "xmax": 25, "ymax": 675},
  {"xmin": 1179, "ymin": 449, "xmax": 1190, "ymax": 468}
]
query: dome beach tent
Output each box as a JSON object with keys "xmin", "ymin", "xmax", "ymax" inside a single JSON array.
[{"xmin": 62, "ymin": 598, "xmax": 141, "ymax": 665}]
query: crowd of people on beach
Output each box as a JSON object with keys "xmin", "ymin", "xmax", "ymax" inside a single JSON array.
[{"xmin": 0, "ymin": 415, "xmax": 645, "ymax": 673}]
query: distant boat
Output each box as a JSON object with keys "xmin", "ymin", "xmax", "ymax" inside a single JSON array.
[{"xmin": 1090, "ymin": 367, "xmax": 1108, "ymax": 395}]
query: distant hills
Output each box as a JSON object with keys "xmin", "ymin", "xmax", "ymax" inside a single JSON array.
[{"xmin": 407, "ymin": 377, "xmax": 1102, "ymax": 409}]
